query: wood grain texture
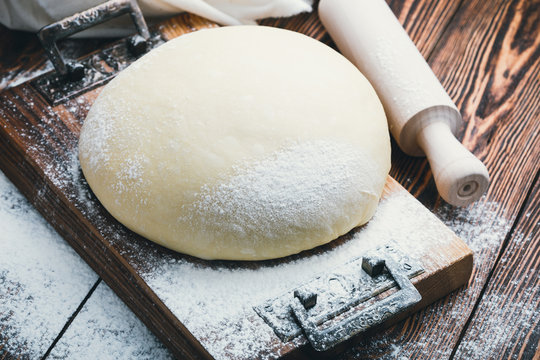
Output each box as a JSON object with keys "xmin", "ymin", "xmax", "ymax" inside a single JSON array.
[
  {"xmin": 259, "ymin": 0, "xmax": 460, "ymax": 58},
  {"xmin": 386, "ymin": 0, "xmax": 461, "ymax": 57},
  {"xmin": 453, "ymin": 174, "xmax": 539, "ymax": 359},
  {"xmin": 335, "ymin": 0, "xmax": 540, "ymax": 358}
]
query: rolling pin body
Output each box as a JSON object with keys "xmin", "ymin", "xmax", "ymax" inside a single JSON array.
[{"xmin": 319, "ymin": 0, "xmax": 489, "ymax": 206}]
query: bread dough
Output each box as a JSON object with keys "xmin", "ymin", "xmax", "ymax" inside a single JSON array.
[{"xmin": 79, "ymin": 26, "xmax": 390, "ymax": 260}]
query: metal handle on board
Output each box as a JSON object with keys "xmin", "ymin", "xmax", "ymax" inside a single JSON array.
[
  {"xmin": 290, "ymin": 256, "xmax": 422, "ymax": 352},
  {"xmin": 37, "ymin": 0, "xmax": 150, "ymax": 81}
]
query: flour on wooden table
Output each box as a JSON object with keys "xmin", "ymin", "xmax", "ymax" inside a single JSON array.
[
  {"xmin": 0, "ymin": 171, "xmax": 97, "ymax": 358},
  {"xmin": 140, "ymin": 190, "xmax": 453, "ymax": 359},
  {"xmin": 437, "ymin": 200, "xmax": 511, "ymax": 255},
  {"xmin": 340, "ymin": 199, "xmax": 519, "ymax": 360},
  {"xmin": 0, "ymin": 168, "xmax": 173, "ymax": 359},
  {"xmin": 49, "ymin": 281, "xmax": 173, "ymax": 360},
  {"xmin": 453, "ymin": 230, "xmax": 537, "ymax": 359},
  {"xmin": 185, "ymin": 141, "xmax": 381, "ymax": 255}
]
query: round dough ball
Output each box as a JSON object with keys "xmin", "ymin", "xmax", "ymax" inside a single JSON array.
[{"xmin": 79, "ymin": 26, "xmax": 390, "ymax": 260}]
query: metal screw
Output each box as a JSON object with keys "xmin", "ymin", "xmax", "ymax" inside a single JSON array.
[
  {"xmin": 294, "ymin": 289, "xmax": 317, "ymax": 310},
  {"xmin": 362, "ymin": 256, "xmax": 386, "ymax": 277},
  {"xmin": 128, "ymin": 34, "xmax": 148, "ymax": 56},
  {"xmin": 66, "ymin": 62, "xmax": 85, "ymax": 82}
]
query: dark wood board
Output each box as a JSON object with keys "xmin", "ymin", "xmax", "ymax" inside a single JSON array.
[{"xmin": 0, "ymin": 9, "xmax": 476, "ymax": 360}]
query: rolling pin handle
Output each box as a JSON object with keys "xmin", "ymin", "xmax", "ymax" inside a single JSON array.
[
  {"xmin": 416, "ymin": 121, "xmax": 489, "ymax": 206},
  {"xmin": 319, "ymin": 0, "xmax": 490, "ymax": 205}
]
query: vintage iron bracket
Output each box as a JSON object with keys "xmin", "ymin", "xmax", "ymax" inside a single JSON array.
[
  {"xmin": 38, "ymin": 0, "xmax": 149, "ymax": 79},
  {"xmin": 33, "ymin": 0, "xmax": 165, "ymax": 105},
  {"xmin": 253, "ymin": 242, "xmax": 423, "ymax": 351}
]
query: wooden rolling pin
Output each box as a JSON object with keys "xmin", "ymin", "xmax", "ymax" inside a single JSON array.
[{"xmin": 319, "ymin": 0, "xmax": 489, "ymax": 206}]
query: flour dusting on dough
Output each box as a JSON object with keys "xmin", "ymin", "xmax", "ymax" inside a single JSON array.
[
  {"xmin": 185, "ymin": 141, "xmax": 383, "ymax": 257},
  {"xmin": 113, "ymin": 156, "xmax": 146, "ymax": 195},
  {"xmin": 78, "ymin": 100, "xmax": 115, "ymax": 172},
  {"xmin": 78, "ymin": 26, "xmax": 391, "ymax": 260}
]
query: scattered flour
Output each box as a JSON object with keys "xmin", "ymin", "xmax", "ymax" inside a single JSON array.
[
  {"xmin": 453, "ymin": 230, "xmax": 538, "ymax": 360},
  {"xmin": 340, "ymin": 199, "xmax": 523, "ymax": 360},
  {"xmin": 141, "ymin": 190, "xmax": 454, "ymax": 360},
  {"xmin": 0, "ymin": 170, "xmax": 97, "ymax": 358},
  {"xmin": 436, "ymin": 200, "xmax": 512, "ymax": 255},
  {"xmin": 0, "ymin": 168, "xmax": 173, "ymax": 359},
  {"xmin": 49, "ymin": 282, "xmax": 172, "ymax": 360},
  {"xmin": 184, "ymin": 141, "xmax": 382, "ymax": 257}
]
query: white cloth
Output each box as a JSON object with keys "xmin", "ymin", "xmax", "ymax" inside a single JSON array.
[{"xmin": 0, "ymin": 0, "xmax": 312, "ymax": 37}]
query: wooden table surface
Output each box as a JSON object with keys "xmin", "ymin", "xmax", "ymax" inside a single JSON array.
[{"xmin": 0, "ymin": 0, "xmax": 538, "ymax": 359}]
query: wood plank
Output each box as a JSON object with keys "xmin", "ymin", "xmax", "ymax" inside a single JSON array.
[
  {"xmin": 334, "ymin": 0, "xmax": 540, "ymax": 358},
  {"xmin": 452, "ymin": 174, "xmax": 539, "ymax": 359}
]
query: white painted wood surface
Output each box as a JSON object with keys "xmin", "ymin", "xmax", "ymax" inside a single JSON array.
[{"xmin": 0, "ymin": 170, "xmax": 172, "ymax": 359}]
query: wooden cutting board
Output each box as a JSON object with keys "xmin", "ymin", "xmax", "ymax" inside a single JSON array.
[{"xmin": 0, "ymin": 13, "xmax": 472, "ymax": 360}]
